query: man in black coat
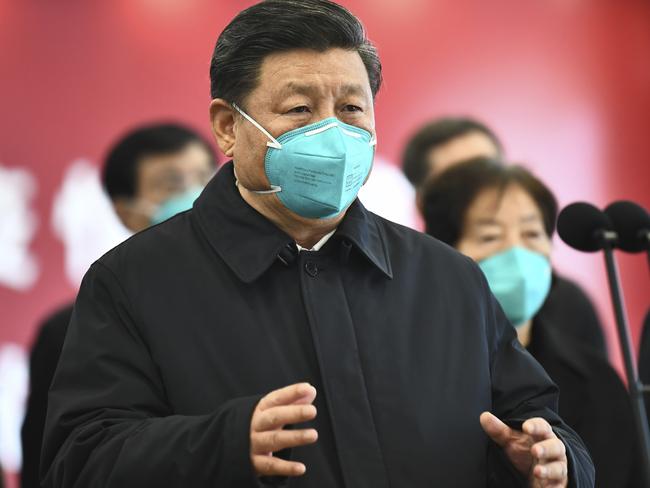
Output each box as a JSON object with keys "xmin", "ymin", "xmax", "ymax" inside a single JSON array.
[{"xmin": 41, "ymin": 1, "xmax": 594, "ymax": 486}]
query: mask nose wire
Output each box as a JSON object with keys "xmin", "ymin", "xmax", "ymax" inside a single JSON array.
[{"xmin": 232, "ymin": 102, "xmax": 282, "ymax": 149}]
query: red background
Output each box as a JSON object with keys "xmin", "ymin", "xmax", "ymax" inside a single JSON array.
[{"xmin": 1, "ymin": 0, "xmax": 649, "ymax": 481}]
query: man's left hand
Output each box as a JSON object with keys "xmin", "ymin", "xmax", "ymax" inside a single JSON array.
[{"xmin": 480, "ymin": 412, "xmax": 568, "ymax": 488}]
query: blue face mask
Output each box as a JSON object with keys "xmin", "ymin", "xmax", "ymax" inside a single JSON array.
[
  {"xmin": 151, "ymin": 186, "xmax": 203, "ymax": 225},
  {"xmin": 233, "ymin": 104, "xmax": 376, "ymax": 219},
  {"xmin": 478, "ymin": 246, "xmax": 552, "ymax": 327}
]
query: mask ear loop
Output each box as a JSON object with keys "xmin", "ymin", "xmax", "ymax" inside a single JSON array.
[
  {"xmin": 231, "ymin": 102, "xmax": 282, "ymax": 193},
  {"xmin": 232, "ymin": 103, "xmax": 282, "ymax": 149}
]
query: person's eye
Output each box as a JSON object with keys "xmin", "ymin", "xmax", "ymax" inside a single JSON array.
[
  {"xmin": 524, "ymin": 230, "xmax": 543, "ymax": 239},
  {"xmin": 287, "ymin": 106, "xmax": 310, "ymax": 114},
  {"xmin": 478, "ymin": 235, "xmax": 499, "ymax": 244},
  {"xmin": 342, "ymin": 104, "xmax": 363, "ymax": 112}
]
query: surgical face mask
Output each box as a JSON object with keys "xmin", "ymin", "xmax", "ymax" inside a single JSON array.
[
  {"xmin": 478, "ymin": 246, "xmax": 552, "ymax": 327},
  {"xmin": 150, "ymin": 186, "xmax": 203, "ymax": 225},
  {"xmin": 233, "ymin": 103, "xmax": 376, "ymax": 219}
]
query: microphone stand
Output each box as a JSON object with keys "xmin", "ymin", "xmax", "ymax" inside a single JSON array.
[
  {"xmin": 598, "ymin": 230, "xmax": 650, "ymax": 484},
  {"xmin": 642, "ymin": 230, "xmax": 650, "ymax": 270}
]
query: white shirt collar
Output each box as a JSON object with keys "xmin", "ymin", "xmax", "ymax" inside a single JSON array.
[{"xmin": 296, "ymin": 229, "xmax": 336, "ymax": 252}]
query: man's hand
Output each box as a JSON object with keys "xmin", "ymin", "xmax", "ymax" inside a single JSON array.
[
  {"xmin": 480, "ymin": 412, "xmax": 568, "ymax": 488},
  {"xmin": 250, "ymin": 383, "xmax": 318, "ymax": 477}
]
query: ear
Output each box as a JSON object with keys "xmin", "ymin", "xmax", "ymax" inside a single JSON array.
[
  {"xmin": 112, "ymin": 197, "xmax": 148, "ymax": 233},
  {"xmin": 210, "ymin": 99, "xmax": 237, "ymax": 158},
  {"xmin": 415, "ymin": 190, "xmax": 425, "ymax": 216},
  {"xmin": 112, "ymin": 198, "xmax": 132, "ymax": 226}
]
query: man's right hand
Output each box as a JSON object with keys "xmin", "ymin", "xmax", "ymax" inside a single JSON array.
[{"xmin": 250, "ymin": 382, "xmax": 318, "ymax": 477}]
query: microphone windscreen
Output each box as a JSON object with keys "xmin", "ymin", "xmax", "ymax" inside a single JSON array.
[
  {"xmin": 557, "ymin": 202, "xmax": 612, "ymax": 252},
  {"xmin": 604, "ymin": 200, "xmax": 650, "ymax": 253}
]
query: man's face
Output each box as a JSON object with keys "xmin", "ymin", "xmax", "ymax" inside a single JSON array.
[
  {"xmin": 426, "ymin": 131, "xmax": 499, "ymax": 181},
  {"xmin": 116, "ymin": 142, "xmax": 215, "ymax": 232},
  {"xmin": 226, "ymin": 48, "xmax": 376, "ymax": 196}
]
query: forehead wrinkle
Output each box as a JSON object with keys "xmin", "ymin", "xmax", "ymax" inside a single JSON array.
[
  {"xmin": 472, "ymin": 214, "xmax": 542, "ymax": 228},
  {"xmin": 272, "ymin": 79, "xmax": 369, "ymax": 99},
  {"xmin": 338, "ymin": 82, "xmax": 370, "ymax": 98},
  {"xmin": 473, "ymin": 218, "xmax": 500, "ymax": 226},
  {"xmin": 520, "ymin": 214, "xmax": 543, "ymax": 224},
  {"xmin": 275, "ymin": 81, "xmax": 320, "ymax": 98}
]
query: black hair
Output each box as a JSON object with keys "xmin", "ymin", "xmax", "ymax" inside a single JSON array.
[
  {"xmin": 422, "ymin": 157, "xmax": 558, "ymax": 246},
  {"xmin": 209, "ymin": 0, "xmax": 382, "ymax": 106},
  {"xmin": 402, "ymin": 117, "xmax": 503, "ymax": 188},
  {"xmin": 102, "ymin": 123, "xmax": 217, "ymax": 199}
]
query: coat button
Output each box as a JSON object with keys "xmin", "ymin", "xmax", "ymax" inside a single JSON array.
[{"xmin": 304, "ymin": 261, "xmax": 319, "ymax": 277}]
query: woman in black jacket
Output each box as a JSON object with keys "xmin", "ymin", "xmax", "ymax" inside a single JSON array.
[{"xmin": 422, "ymin": 157, "xmax": 643, "ymax": 488}]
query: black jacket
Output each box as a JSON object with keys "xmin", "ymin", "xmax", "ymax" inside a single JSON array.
[
  {"xmin": 528, "ymin": 316, "xmax": 643, "ymax": 487},
  {"xmin": 21, "ymin": 304, "xmax": 73, "ymax": 488},
  {"xmin": 41, "ymin": 162, "xmax": 594, "ymax": 487},
  {"xmin": 538, "ymin": 274, "xmax": 606, "ymax": 356}
]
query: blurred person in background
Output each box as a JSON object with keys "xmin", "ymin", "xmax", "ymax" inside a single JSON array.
[
  {"xmin": 20, "ymin": 122, "xmax": 216, "ymax": 488},
  {"xmin": 402, "ymin": 117, "xmax": 503, "ymax": 206},
  {"xmin": 422, "ymin": 157, "xmax": 642, "ymax": 488},
  {"xmin": 402, "ymin": 116, "xmax": 607, "ymax": 356},
  {"xmin": 105, "ymin": 123, "xmax": 217, "ymax": 232}
]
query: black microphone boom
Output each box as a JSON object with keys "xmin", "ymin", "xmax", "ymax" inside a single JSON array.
[{"xmin": 558, "ymin": 202, "xmax": 650, "ymax": 484}]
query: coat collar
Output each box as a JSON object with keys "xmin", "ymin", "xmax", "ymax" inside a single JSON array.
[{"xmin": 193, "ymin": 162, "xmax": 392, "ymax": 283}]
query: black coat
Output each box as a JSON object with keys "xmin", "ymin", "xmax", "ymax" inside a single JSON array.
[
  {"xmin": 538, "ymin": 274, "xmax": 606, "ymax": 356},
  {"xmin": 41, "ymin": 162, "xmax": 594, "ymax": 487},
  {"xmin": 528, "ymin": 317, "xmax": 644, "ymax": 487},
  {"xmin": 21, "ymin": 304, "xmax": 72, "ymax": 488}
]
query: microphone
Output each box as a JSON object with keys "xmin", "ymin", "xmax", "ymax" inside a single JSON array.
[
  {"xmin": 604, "ymin": 200, "xmax": 650, "ymax": 256},
  {"xmin": 558, "ymin": 202, "xmax": 650, "ymax": 482},
  {"xmin": 556, "ymin": 202, "xmax": 616, "ymax": 252}
]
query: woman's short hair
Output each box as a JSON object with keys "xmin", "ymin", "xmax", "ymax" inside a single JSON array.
[{"xmin": 422, "ymin": 157, "xmax": 558, "ymax": 246}]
